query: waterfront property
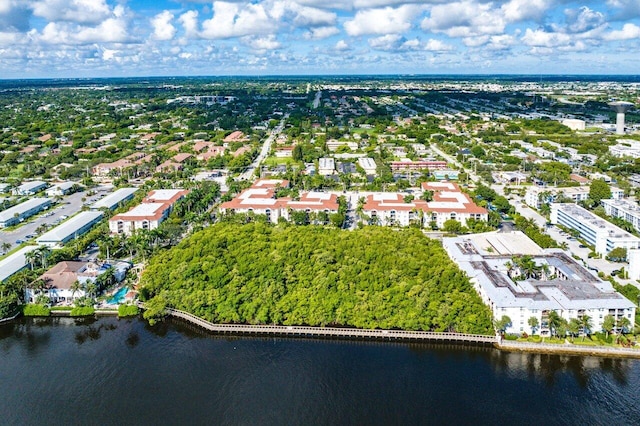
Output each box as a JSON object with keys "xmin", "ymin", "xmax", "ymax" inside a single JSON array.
[
  {"xmin": 0, "ymin": 246, "xmax": 39, "ymax": 283},
  {"xmin": 0, "ymin": 198, "xmax": 51, "ymax": 228},
  {"xmin": 550, "ymin": 203, "xmax": 640, "ymax": 256},
  {"xmin": 90, "ymin": 187, "xmax": 138, "ymax": 211},
  {"xmin": 109, "ymin": 189, "xmax": 189, "ymax": 235},
  {"xmin": 36, "ymin": 211, "xmax": 104, "ymax": 248},
  {"xmin": 443, "ymin": 231, "xmax": 636, "ymax": 336}
]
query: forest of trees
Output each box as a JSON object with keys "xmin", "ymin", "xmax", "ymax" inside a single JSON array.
[{"xmin": 139, "ymin": 223, "xmax": 493, "ymax": 334}]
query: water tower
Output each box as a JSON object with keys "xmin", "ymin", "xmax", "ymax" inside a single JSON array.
[{"xmin": 609, "ymin": 101, "xmax": 634, "ymax": 135}]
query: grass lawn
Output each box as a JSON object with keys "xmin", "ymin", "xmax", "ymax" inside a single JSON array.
[{"xmin": 262, "ymin": 157, "xmax": 299, "ymax": 167}]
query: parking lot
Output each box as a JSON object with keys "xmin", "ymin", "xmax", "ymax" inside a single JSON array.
[{"xmin": 0, "ymin": 186, "xmax": 111, "ymax": 253}]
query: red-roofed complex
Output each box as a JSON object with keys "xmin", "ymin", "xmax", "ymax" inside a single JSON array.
[
  {"xmin": 219, "ymin": 179, "xmax": 339, "ymax": 224},
  {"xmin": 390, "ymin": 161, "xmax": 448, "ymax": 171},
  {"xmin": 361, "ymin": 182, "xmax": 487, "ymax": 228},
  {"xmin": 109, "ymin": 189, "xmax": 189, "ymax": 235}
]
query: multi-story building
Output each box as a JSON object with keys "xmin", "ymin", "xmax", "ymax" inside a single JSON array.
[
  {"xmin": 603, "ymin": 198, "xmax": 640, "ymax": 234},
  {"xmin": 390, "ymin": 161, "xmax": 447, "ymax": 171},
  {"xmin": 550, "ymin": 203, "xmax": 640, "ymax": 256},
  {"xmin": 45, "ymin": 182, "xmax": 76, "ymax": 197},
  {"xmin": 443, "ymin": 231, "xmax": 636, "ymax": 335},
  {"xmin": 109, "ymin": 189, "xmax": 189, "ymax": 236},
  {"xmin": 360, "ymin": 182, "xmax": 487, "ymax": 228},
  {"xmin": 525, "ymin": 185, "xmax": 624, "ymax": 209},
  {"xmin": 609, "ymin": 139, "xmax": 640, "ymax": 158},
  {"xmin": 218, "ymin": 179, "xmax": 339, "ymax": 224},
  {"xmin": 357, "ymin": 157, "xmax": 377, "ymax": 175}
]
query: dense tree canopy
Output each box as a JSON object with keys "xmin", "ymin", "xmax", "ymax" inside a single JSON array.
[{"xmin": 139, "ymin": 223, "xmax": 493, "ymax": 334}]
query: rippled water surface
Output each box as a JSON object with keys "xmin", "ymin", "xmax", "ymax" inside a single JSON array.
[{"xmin": 2, "ymin": 317, "xmax": 640, "ymax": 425}]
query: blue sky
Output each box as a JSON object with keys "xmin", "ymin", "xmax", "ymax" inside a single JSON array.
[{"xmin": 1, "ymin": 0, "xmax": 639, "ymax": 78}]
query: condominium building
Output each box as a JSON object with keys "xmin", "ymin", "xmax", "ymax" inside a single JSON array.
[
  {"xmin": 550, "ymin": 203, "xmax": 640, "ymax": 255},
  {"xmin": 12, "ymin": 181, "xmax": 47, "ymax": 196},
  {"xmin": 318, "ymin": 158, "xmax": 335, "ymax": 176},
  {"xmin": 525, "ymin": 185, "xmax": 624, "ymax": 209},
  {"xmin": 90, "ymin": 187, "xmax": 138, "ymax": 211},
  {"xmin": 602, "ymin": 198, "xmax": 640, "ymax": 234},
  {"xmin": 360, "ymin": 182, "xmax": 487, "ymax": 228},
  {"xmin": 219, "ymin": 179, "xmax": 339, "ymax": 224},
  {"xmin": 109, "ymin": 189, "xmax": 189, "ymax": 236},
  {"xmin": 443, "ymin": 231, "xmax": 636, "ymax": 335},
  {"xmin": 357, "ymin": 157, "xmax": 377, "ymax": 175}
]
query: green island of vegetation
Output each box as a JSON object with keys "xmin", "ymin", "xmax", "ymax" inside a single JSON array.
[{"xmin": 139, "ymin": 223, "xmax": 493, "ymax": 334}]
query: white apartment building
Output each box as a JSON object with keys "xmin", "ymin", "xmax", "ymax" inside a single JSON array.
[
  {"xmin": 318, "ymin": 158, "xmax": 335, "ymax": 176},
  {"xmin": 550, "ymin": 203, "xmax": 640, "ymax": 256},
  {"xmin": 357, "ymin": 157, "xmax": 377, "ymax": 175},
  {"xmin": 603, "ymin": 198, "xmax": 640, "ymax": 234},
  {"xmin": 443, "ymin": 231, "xmax": 636, "ymax": 335},
  {"xmin": 525, "ymin": 185, "xmax": 624, "ymax": 209},
  {"xmin": 609, "ymin": 139, "xmax": 640, "ymax": 158}
]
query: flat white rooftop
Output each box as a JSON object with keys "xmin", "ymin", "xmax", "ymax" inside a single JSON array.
[
  {"xmin": 147, "ymin": 189, "xmax": 184, "ymax": 201},
  {"xmin": 0, "ymin": 198, "xmax": 51, "ymax": 223},
  {"xmin": 91, "ymin": 187, "xmax": 138, "ymax": 210},
  {"xmin": 36, "ymin": 211, "xmax": 103, "ymax": 244},
  {"xmin": 119, "ymin": 203, "xmax": 166, "ymax": 217},
  {"xmin": 0, "ymin": 246, "xmax": 39, "ymax": 282}
]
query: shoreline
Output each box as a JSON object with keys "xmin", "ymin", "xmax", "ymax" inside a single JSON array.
[{"xmin": 4, "ymin": 307, "xmax": 640, "ymax": 359}]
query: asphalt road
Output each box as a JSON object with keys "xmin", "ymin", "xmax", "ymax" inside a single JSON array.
[{"xmin": 238, "ymin": 114, "xmax": 288, "ymax": 181}]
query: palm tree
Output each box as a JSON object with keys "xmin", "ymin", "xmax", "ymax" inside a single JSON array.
[
  {"xmin": 1, "ymin": 242, "xmax": 11, "ymax": 254},
  {"xmin": 528, "ymin": 316, "xmax": 539, "ymax": 335},
  {"xmin": 35, "ymin": 246, "xmax": 51, "ymax": 269},
  {"xmin": 579, "ymin": 314, "xmax": 593, "ymax": 341},
  {"xmin": 70, "ymin": 280, "xmax": 82, "ymax": 301},
  {"xmin": 617, "ymin": 317, "xmax": 631, "ymax": 335},
  {"xmin": 547, "ymin": 311, "xmax": 562, "ymax": 337},
  {"xmin": 24, "ymin": 250, "xmax": 38, "ymax": 270}
]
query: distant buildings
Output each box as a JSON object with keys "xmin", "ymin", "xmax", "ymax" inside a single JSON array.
[
  {"xmin": 318, "ymin": 158, "xmax": 335, "ymax": 176},
  {"xmin": 390, "ymin": 160, "xmax": 447, "ymax": 171},
  {"xmin": 109, "ymin": 189, "xmax": 189, "ymax": 235},
  {"xmin": 524, "ymin": 185, "xmax": 624, "ymax": 209},
  {"xmin": 90, "ymin": 187, "xmax": 138, "ymax": 211},
  {"xmin": 357, "ymin": 157, "xmax": 377, "ymax": 175},
  {"xmin": 550, "ymin": 203, "xmax": 640, "ymax": 256},
  {"xmin": 602, "ymin": 198, "xmax": 640, "ymax": 235},
  {"xmin": 444, "ymin": 231, "xmax": 635, "ymax": 335},
  {"xmin": 45, "ymin": 182, "xmax": 77, "ymax": 197},
  {"xmin": 12, "ymin": 181, "xmax": 47, "ymax": 196},
  {"xmin": 0, "ymin": 198, "xmax": 51, "ymax": 228},
  {"xmin": 609, "ymin": 139, "xmax": 640, "ymax": 159},
  {"xmin": 562, "ymin": 118, "xmax": 586, "ymax": 131}
]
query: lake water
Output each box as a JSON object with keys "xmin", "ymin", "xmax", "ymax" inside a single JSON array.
[{"xmin": 1, "ymin": 316, "xmax": 640, "ymax": 425}]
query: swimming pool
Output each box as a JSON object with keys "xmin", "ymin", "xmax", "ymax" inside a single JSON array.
[{"xmin": 106, "ymin": 287, "xmax": 128, "ymax": 305}]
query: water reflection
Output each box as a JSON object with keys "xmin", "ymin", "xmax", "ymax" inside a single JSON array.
[
  {"xmin": 74, "ymin": 322, "xmax": 118, "ymax": 345},
  {"xmin": 488, "ymin": 350, "xmax": 633, "ymax": 388}
]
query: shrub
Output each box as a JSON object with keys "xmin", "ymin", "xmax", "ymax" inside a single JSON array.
[
  {"xmin": 23, "ymin": 304, "xmax": 51, "ymax": 317},
  {"xmin": 118, "ymin": 304, "xmax": 139, "ymax": 317},
  {"xmin": 70, "ymin": 306, "xmax": 95, "ymax": 317}
]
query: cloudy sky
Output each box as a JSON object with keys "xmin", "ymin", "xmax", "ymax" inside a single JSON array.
[{"xmin": 1, "ymin": 0, "xmax": 639, "ymax": 78}]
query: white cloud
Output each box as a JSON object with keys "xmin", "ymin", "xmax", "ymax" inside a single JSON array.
[
  {"xmin": 501, "ymin": 0, "xmax": 551, "ymax": 23},
  {"xmin": 200, "ymin": 1, "xmax": 277, "ymax": 39},
  {"xmin": 604, "ymin": 23, "xmax": 640, "ymax": 40},
  {"xmin": 521, "ymin": 28, "xmax": 571, "ymax": 48},
  {"xmin": 335, "ymin": 39, "xmax": 349, "ymax": 51},
  {"xmin": 344, "ymin": 5, "xmax": 422, "ymax": 36},
  {"xmin": 31, "ymin": 0, "xmax": 111, "ymax": 25},
  {"xmin": 422, "ymin": 1, "xmax": 505, "ymax": 38},
  {"xmin": 151, "ymin": 11, "xmax": 176, "ymax": 41},
  {"xmin": 243, "ymin": 35, "xmax": 281, "ymax": 50},
  {"xmin": 179, "ymin": 10, "xmax": 199, "ymax": 38},
  {"xmin": 0, "ymin": 0, "xmax": 31, "ymax": 32},
  {"xmin": 39, "ymin": 9, "xmax": 131, "ymax": 45},
  {"xmin": 304, "ymin": 26, "xmax": 339, "ymax": 40},
  {"xmin": 561, "ymin": 7, "xmax": 606, "ymax": 34},
  {"xmin": 368, "ymin": 34, "xmax": 453, "ymax": 52}
]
